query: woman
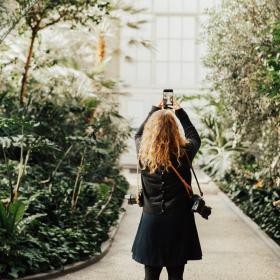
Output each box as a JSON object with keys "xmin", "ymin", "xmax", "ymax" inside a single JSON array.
[{"xmin": 131, "ymin": 97, "xmax": 203, "ymax": 280}]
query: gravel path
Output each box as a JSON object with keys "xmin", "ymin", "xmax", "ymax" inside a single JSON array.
[{"xmin": 57, "ymin": 169, "xmax": 280, "ymax": 280}]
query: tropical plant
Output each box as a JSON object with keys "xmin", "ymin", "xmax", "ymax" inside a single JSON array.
[
  {"xmin": 0, "ymin": 0, "xmax": 149, "ymax": 277},
  {"xmin": 0, "ymin": 199, "xmax": 45, "ymax": 237},
  {"xmin": 0, "ymin": 116, "xmax": 57, "ymax": 202},
  {"xmin": 181, "ymin": 91, "xmax": 245, "ymax": 179},
  {"xmin": 200, "ymin": 0, "xmax": 280, "ymax": 245},
  {"xmin": 0, "ymin": 0, "xmax": 111, "ymax": 104},
  {"xmin": 199, "ymin": 114, "xmax": 246, "ymax": 179},
  {"xmin": 203, "ymin": 0, "xmax": 280, "ymax": 184},
  {"xmin": 0, "ymin": 91, "xmax": 131, "ymax": 278}
]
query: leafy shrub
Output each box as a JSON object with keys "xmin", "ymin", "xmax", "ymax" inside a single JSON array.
[
  {"xmin": 200, "ymin": 0, "xmax": 280, "ymax": 246},
  {"xmin": 203, "ymin": 0, "xmax": 280, "ymax": 182},
  {"xmin": 216, "ymin": 163, "xmax": 280, "ymax": 245},
  {"xmin": 0, "ymin": 92, "xmax": 131, "ymax": 278}
]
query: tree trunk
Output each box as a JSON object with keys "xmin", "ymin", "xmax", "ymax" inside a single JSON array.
[{"xmin": 19, "ymin": 29, "xmax": 37, "ymax": 105}]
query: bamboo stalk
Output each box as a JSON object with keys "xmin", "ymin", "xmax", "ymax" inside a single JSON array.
[
  {"xmin": 40, "ymin": 144, "xmax": 73, "ymax": 185},
  {"xmin": 96, "ymin": 178, "xmax": 116, "ymax": 218},
  {"xmin": 71, "ymin": 147, "xmax": 86, "ymax": 209},
  {"xmin": 2, "ymin": 147, "xmax": 13, "ymax": 204}
]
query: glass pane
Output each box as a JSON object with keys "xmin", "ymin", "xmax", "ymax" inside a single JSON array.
[
  {"xmin": 121, "ymin": 25, "xmax": 138, "ymax": 38},
  {"xmin": 169, "ymin": 16, "xmax": 182, "ymax": 39},
  {"xmin": 121, "ymin": 62, "xmax": 137, "ymax": 84},
  {"xmin": 156, "ymin": 62, "xmax": 168, "ymax": 84},
  {"xmin": 154, "ymin": 0, "xmax": 169, "ymax": 12},
  {"xmin": 182, "ymin": 40, "xmax": 196, "ymax": 61},
  {"xmin": 183, "ymin": 0, "xmax": 198, "ymax": 12},
  {"xmin": 155, "ymin": 39, "xmax": 168, "ymax": 61},
  {"xmin": 156, "ymin": 17, "xmax": 169, "ymax": 38},
  {"xmin": 169, "ymin": 62, "xmax": 181, "ymax": 83},
  {"xmin": 137, "ymin": 46, "xmax": 152, "ymax": 61},
  {"xmin": 137, "ymin": 62, "xmax": 152, "ymax": 82},
  {"xmin": 182, "ymin": 17, "xmax": 196, "ymax": 39},
  {"xmin": 127, "ymin": 100, "xmax": 145, "ymax": 128},
  {"xmin": 139, "ymin": 22, "xmax": 152, "ymax": 39},
  {"xmin": 168, "ymin": 0, "xmax": 183, "ymax": 12},
  {"xmin": 169, "ymin": 39, "xmax": 181, "ymax": 61},
  {"xmin": 121, "ymin": 42, "xmax": 137, "ymax": 61},
  {"xmin": 182, "ymin": 62, "xmax": 196, "ymax": 86}
]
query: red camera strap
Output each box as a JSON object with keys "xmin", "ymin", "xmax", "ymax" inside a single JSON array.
[
  {"xmin": 170, "ymin": 152, "xmax": 204, "ymax": 198},
  {"xmin": 170, "ymin": 164, "xmax": 193, "ymax": 197}
]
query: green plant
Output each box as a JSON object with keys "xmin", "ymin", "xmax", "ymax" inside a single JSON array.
[
  {"xmin": 216, "ymin": 164, "xmax": 280, "ymax": 245},
  {"xmin": 201, "ymin": 0, "xmax": 280, "ymax": 246},
  {"xmin": 0, "ymin": 91, "xmax": 131, "ymax": 278},
  {"xmin": 0, "ymin": 198, "xmax": 46, "ymax": 279},
  {"xmin": 203, "ymin": 0, "xmax": 280, "ymax": 184},
  {"xmin": 200, "ymin": 114, "xmax": 246, "ymax": 179},
  {"xmin": 0, "ymin": 1, "xmax": 146, "ymax": 277},
  {"xmin": 0, "ymin": 116, "xmax": 57, "ymax": 202},
  {"xmin": 0, "ymin": 199, "xmax": 45, "ymax": 237}
]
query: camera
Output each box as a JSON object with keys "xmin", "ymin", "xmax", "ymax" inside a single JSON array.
[
  {"xmin": 125, "ymin": 189, "xmax": 144, "ymax": 207},
  {"xmin": 125, "ymin": 193, "xmax": 137, "ymax": 205},
  {"xmin": 163, "ymin": 89, "xmax": 174, "ymax": 109},
  {"xmin": 191, "ymin": 194, "xmax": 212, "ymax": 219}
]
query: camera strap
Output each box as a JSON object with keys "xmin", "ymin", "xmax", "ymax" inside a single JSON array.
[
  {"xmin": 136, "ymin": 152, "xmax": 141, "ymax": 195},
  {"xmin": 170, "ymin": 152, "xmax": 204, "ymax": 197},
  {"xmin": 184, "ymin": 152, "xmax": 204, "ymax": 197},
  {"xmin": 170, "ymin": 164, "xmax": 193, "ymax": 198}
]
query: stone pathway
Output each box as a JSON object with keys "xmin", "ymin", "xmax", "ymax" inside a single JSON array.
[{"xmin": 57, "ymin": 169, "xmax": 280, "ymax": 280}]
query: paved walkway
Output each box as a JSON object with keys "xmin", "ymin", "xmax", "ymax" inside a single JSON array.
[{"xmin": 57, "ymin": 169, "xmax": 280, "ymax": 280}]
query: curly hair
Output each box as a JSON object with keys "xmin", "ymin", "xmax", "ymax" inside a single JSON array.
[{"xmin": 138, "ymin": 109, "xmax": 191, "ymax": 174}]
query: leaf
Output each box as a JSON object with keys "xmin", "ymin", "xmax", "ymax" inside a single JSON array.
[
  {"xmin": 18, "ymin": 213, "xmax": 47, "ymax": 234},
  {"xmin": 8, "ymin": 200, "xmax": 28, "ymax": 233},
  {"xmin": 0, "ymin": 201, "xmax": 8, "ymax": 228}
]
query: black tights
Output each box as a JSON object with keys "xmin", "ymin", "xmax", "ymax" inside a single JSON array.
[{"xmin": 144, "ymin": 263, "xmax": 185, "ymax": 280}]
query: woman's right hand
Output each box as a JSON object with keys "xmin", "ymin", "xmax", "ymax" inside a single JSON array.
[{"xmin": 173, "ymin": 96, "xmax": 181, "ymax": 111}]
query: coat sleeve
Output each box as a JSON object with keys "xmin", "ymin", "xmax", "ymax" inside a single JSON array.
[
  {"xmin": 135, "ymin": 105, "xmax": 161, "ymax": 155},
  {"xmin": 175, "ymin": 108, "xmax": 201, "ymax": 161}
]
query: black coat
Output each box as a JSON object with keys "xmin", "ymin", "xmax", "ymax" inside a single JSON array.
[
  {"xmin": 131, "ymin": 106, "xmax": 203, "ymax": 266},
  {"xmin": 135, "ymin": 106, "xmax": 201, "ymax": 215}
]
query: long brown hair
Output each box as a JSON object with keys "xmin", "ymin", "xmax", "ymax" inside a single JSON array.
[{"xmin": 139, "ymin": 109, "xmax": 191, "ymax": 174}]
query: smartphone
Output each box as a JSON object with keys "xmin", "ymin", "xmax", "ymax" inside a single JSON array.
[{"xmin": 163, "ymin": 89, "xmax": 174, "ymax": 109}]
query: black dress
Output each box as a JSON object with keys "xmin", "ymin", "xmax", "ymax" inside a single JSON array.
[
  {"xmin": 132, "ymin": 207, "xmax": 202, "ymax": 266},
  {"xmin": 131, "ymin": 106, "xmax": 203, "ymax": 266}
]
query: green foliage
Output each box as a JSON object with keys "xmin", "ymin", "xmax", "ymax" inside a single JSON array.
[
  {"xmin": 0, "ymin": 92, "xmax": 131, "ymax": 278},
  {"xmin": 0, "ymin": 198, "xmax": 46, "ymax": 279},
  {"xmin": 216, "ymin": 162, "xmax": 280, "ymax": 245},
  {"xmin": 202, "ymin": 0, "xmax": 280, "ymax": 246},
  {"xmin": 0, "ymin": 1, "xmax": 143, "ymax": 278},
  {"xmin": 199, "ymin": 114, "xmax": 246, "ymax": 179},
  {"xmin": 204, "ymin": 0, "xmax": 280, "ymax": 181},
  {"xmin": 16, "ymin": 0, "xmax": 110, "ymax": 30},
  {"xmin": 181, "ymin": 92, "xmax": 245, "ymax": 179},
  {"xmin": 256, "ymin": 20, "xmax": 280, "ymax": 111}
]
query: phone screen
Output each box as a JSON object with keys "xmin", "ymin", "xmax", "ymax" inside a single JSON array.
[{"xmin": 163, "ymin": 89, "xmax": 173, "ymax": 109}]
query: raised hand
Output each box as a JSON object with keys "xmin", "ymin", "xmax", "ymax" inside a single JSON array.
[
  {"xmin": 156, "ymin": 99, "xmax": 164, "ymax": 109},
  {"xmin": 172, "ymin": 96, "xmax": 181, "ymax": 111}
]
